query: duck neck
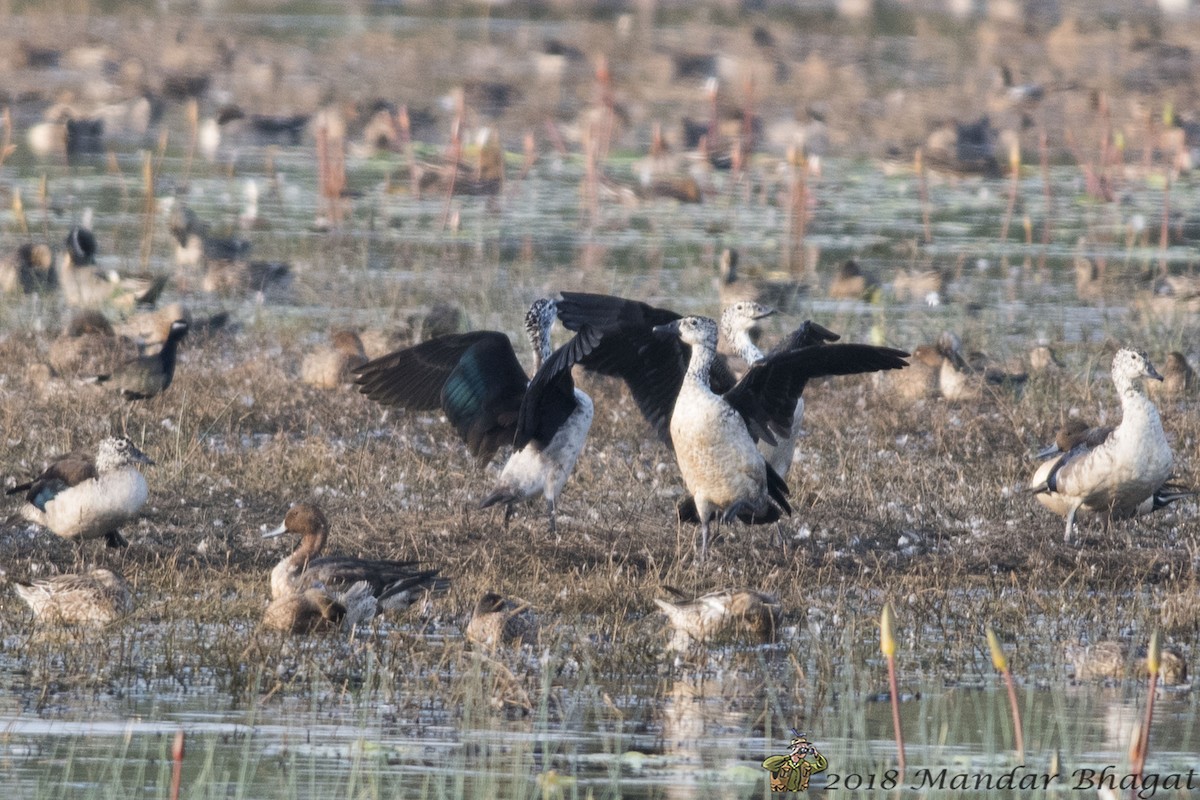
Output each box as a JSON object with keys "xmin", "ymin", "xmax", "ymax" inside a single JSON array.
[
  {"xmin": 290, "ymin": 530, "xmax": 326, "ymax": 571},
  {"xmin": 160, "ymin": 332, "xmax": 185, "ymax": 379},
  {"xmin": 726, "ymin": 325, "xmax": 764, "ymax": 365},
  {"xmin": 684, "ymin": 336, "xmax": 717, "ymax": 387},
  {"xmin": 528, "ymin": 319, "xmax": 552, "ymax": 372},
  {"xmin": 1115, "ymin": 375, "xmax": 1163, "ymax": 437}
]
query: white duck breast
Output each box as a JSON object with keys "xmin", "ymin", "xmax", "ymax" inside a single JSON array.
[
  {"xmin": 30, "ymin": 468, "xmax": 149, "ymax": 540},
  {"xmin": 1030, "ymin": 349, "xmax": 1174, "ymax": 541},
  {"xmin": 9, "ymin": 436, "xmax": 153, "ymax": 546},
  {"xmin": 356, "ymin": 298, "xmax": 595, "ymax": 532}
]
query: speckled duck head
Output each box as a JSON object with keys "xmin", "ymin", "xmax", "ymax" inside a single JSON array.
[
  {"xmin": 656, "ymin": 315, "xmax": 719, "ymax": 350},
  {"xmin": 1112, "ymin": 349, "xmax": 1163, "ymax": 392},
  {"xmin": 524, "ymin": 298, "xmax": 558, "ymax": 364},
  {"xmin": 719, "ymin": 301, "xmax": 775, "ymax": 340},
  {"xmin": 95, "ymin": 437, "xmax": 155, "ymax": 473}
]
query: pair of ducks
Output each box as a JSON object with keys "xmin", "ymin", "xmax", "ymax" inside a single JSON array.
[
  {"xmin": 2, "ymin": 228, "xmax": 165, "ymax": 310},
  {"xmin": 12, "ymin": 501, "xmax": 448, "ymax": 632},
  {"xmin": 168, "ymin": 205, "xmax": 292, "ymax": 296},
  {"xmin": 353, "ymin": 293, "xmax": 908, "ymax": 560}
]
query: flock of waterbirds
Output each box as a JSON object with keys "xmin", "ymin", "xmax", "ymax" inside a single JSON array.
[{"xmin": 3, "ymin": 260, "xmax": 1191, "ymax": 654}]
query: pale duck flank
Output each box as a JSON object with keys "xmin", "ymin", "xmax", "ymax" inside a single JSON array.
[{"xmin": 1029, "ymin": 349, "xmax": 1173, "ymax": 542}]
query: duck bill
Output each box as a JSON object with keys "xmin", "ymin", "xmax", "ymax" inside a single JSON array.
[
  {"xmin": 752, "ymin": 307, "xmax": 777, "ymax": 321},
  {"xmin": 262, "ymin": 522, "xmax": 290, "ymax": 539},
  {"xmin": 652, "ymin": 320, "xmax": 680, "ymax": 338},
  {"xmin": 1147, "ymin": 364, "xmax": 1164, "ymax": 382}
]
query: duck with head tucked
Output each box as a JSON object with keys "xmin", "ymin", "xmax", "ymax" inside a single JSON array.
[
  {"xmin": 6, "ymin": 436, "xmax": 154, "ymax": 548},
  {"xmin": 465, "ymin": 591, "xmax": 539, "ymax": 650},
  {"xmin": 14, "ymin": 568, "xmax": 134, "ymax": 625},
  {"xmin": 654, "ymin": 587, "xmax": 781, "ymax": 651},
  {"xmin": 262, "ymin": 503, "xmax": 448, "ymax": 603},
  {"xmin": 261, "ymin": 575, "xmax": 438, "ymax": 634},
  {"xmin": 1029, "ymin": 349, "xmax": 1174, "ymax": 543}
]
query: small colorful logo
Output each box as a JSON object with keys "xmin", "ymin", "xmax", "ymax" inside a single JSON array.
[{"xmin": 763, "ymin": 731, "xmax": 828, "ymax": 792}]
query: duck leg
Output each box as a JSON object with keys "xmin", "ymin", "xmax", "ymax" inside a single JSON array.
[
  {"xmin": 105, "ymin": 530, "xmax": 129, "ymax": 549},
  {"xmin": 546, "ymin": 498, "xmax": 557, "ymax": 535},
  {"xmin": 1063, "ymin": 502, "xmax": 1081, "ymax": 545}
]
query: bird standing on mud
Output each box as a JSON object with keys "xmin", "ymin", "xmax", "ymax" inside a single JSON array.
[
  {"xmin": 96, "ymin": 319, "xmax": 189, "ymax": 399},
  {"xmin": 354, "ymin": 299, "xmax": 595, "ymax": 532},
  {"xmin": 6, "ymin": 436, "xmax": 154, "ymax": 548},
  {"xmin": 1029, "ymin": 349, "xmax": 1174, "ymax": 542},
  {"xmin": 550, "ymin": 292, "xmax": 908, "ymax": 560}
]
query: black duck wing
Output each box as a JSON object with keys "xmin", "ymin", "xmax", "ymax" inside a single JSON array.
[
  {"xmin": 725, "ymin": 343, "xmax": 910, "ymax": 443},
  {"xmin": 555, "ymin": 292, "xmax": 692, "ymax": 445},
  {"xmin": 769, "ymin": 319, "xmax": 841, "ymax": 356},
  {"xmin": 378, "ymin": 569, "xmax": 450, "ymax": 607},
  {"xmin": 297, "ymin": 557, "xmax": 425, "ymax": 597},
  {"xmin": 8, "ymin": 451, "xmax": 98, "ymax": 509},
  {"xmin": 514, "ymin": 325, "xmax": 603, "ymax": 450},
  {"xmin": 354, "ymin": 331, "xmax": 529, "ymax": 461}
]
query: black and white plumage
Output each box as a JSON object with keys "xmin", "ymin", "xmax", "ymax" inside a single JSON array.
[
  {"xmin": 720, "ymin": 302, "xmax": 841, "ymax": 478},
  {"xmin": 552, "ymin": 292, "xmax": 908, "ymax": 560},
  {"xmin": 6, "ymin": 436, "xmax": 154, "ymax": 548},
  {"xmin": 57, "ymin": 227, "xmax": 168, "ymax": 310},
  {"xmin": 1029, "ymin": 349, "xmax": 1177, "ymax": 542},
  {"xmin": 354, "ymin": 299, "xmax": 594, "ymax": 531},
  {"xmin": 96, "ymin": 319, "xmax": 188, "ymax": 399}
]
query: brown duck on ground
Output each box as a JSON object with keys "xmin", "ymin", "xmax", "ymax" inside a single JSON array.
[
  {"xmin": 114, "ymin": 302, "xmax": 230, "ymax": 351},
  {"xmin": 880, "ymin": 343, "xmax": 943, "ymax": 402},
  {"xmin": 14, "ymin": 568, "xmax": 134, "ymax": 625},
  {"xmin": 301, "ymin": 330, "xmax": 368, "ymax": 389},
  {"xmin": 654, "ymin": 587, "xmax": 781, "ymax": 651},
  {"xmin": 892, "ymin": 268, "xmax": 943, "ymax": 305},
  {"xmin": 716, "ymin": 248, "xmax": 807, "ymax": 311},
  {"xmin": 262, "ymin": 503, "xmax": 448, "ymax": 602},
  {"xmin": 935, "ymin": 331, "xmax": 1027, "ymax": 402},
  {"xmin": 1145, "ymin": 351, "xmax": 1196, "ymax": 400},
  {"xmin": 47, "ymin": 310, "xmax": 139, "ymax": 377},
  {"xmin": 465, "ymin": 592, "xmax": 539, "ymax": 649},
  {"xmin": 828, "ymin": 258, "xmax": 879, "ymax": 301}
]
